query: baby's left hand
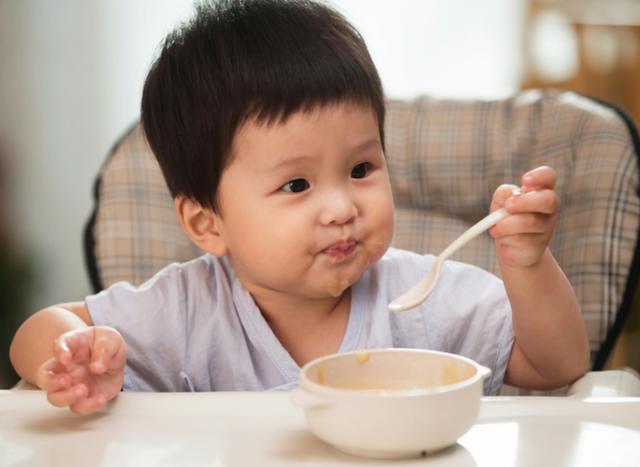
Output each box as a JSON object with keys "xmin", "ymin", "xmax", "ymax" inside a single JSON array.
[{"xmin": 489, "ymin": 166, "xmax": 558, "ymax": 268}]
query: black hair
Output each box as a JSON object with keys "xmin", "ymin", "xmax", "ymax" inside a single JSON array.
[{"xmin": 141, "ymin": 0, "xmax": 385, "ymax": 211}]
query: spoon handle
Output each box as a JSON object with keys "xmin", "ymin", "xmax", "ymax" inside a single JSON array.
[
  {"xmin": 439, "ymin": 208, "xmax": 509, "ymax": 261},
  {"xmin": 388, "ymin": 207, "xmax": 509, "ymax": 313}
]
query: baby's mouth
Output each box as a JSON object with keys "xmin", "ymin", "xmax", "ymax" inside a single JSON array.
[{"xmin": 322, "ymin": 239, "xmax": 357, "ymax": 258}]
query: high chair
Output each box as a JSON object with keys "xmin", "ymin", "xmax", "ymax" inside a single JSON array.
[{"xmin": 84, "ymin": 89, "xmax": 640, "ymax": 389}]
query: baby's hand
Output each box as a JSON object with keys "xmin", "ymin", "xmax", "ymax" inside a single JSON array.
[
  {"xmin": 490, "ymin": 166, "xmax": 558, "ymax": 268},
  {"xmin": 35, "ymin": 326, "xmax": 126, "ymax": 415}
]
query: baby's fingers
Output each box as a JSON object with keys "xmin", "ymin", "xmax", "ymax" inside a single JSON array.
[
  {"xmin": 90, "ymin": 326, "xmax": 126, "ymax": 374},
  {"xmin": 522, "ymin": 165, "xmax": 556, "ymax": 191},
  {"xmin": 46, "ymin": 383, "xmax": 88, "ymax": 409},
  {"xmin": 70, "ymin": 393, "xmax": 108, "ymax": 416},
  {"xmin": 491, "ymin": 184, "xmax": 520, "ymax": 211},
  {"xmin": 53, "ymin": 328, "xmax": 94, "ymax": 367},
  {"xmin": 36, "ymin": 359, "xmax": 72, "ymax": 392},
  {"xmin": 505, "ymin": 189, "xmax": 558, "ymax": 215},
  {"xmin": 490, "ymin": 212, "xmax": 555, "ymax": 238}
]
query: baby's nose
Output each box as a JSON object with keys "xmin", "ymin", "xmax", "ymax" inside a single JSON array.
[{"xmin": 319, "ymin": 190, "xmax": 358, "ymax": 225}]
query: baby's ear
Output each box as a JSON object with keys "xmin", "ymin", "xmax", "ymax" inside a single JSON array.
[{"xmin": 174, "ymin": 196, "xmax": 228, "ymax": 256}]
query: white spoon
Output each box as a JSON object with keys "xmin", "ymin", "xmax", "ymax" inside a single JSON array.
[{"xmin": 388, "ymin": 207, "xmax": 509, "ymax": 312}]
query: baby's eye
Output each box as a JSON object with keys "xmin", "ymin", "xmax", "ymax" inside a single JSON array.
[
  {"xmin": 351, "ymin": 162, "xmax": 370, "ymax": 179},
  {"xmin": 281, "ymin": 178, "xmax": 310, "ymax": 193}
]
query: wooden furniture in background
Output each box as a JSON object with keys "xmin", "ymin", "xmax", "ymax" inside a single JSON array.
[{"xmin": 521, "ymin": 0, "xmax": 640, "ymax": 371}]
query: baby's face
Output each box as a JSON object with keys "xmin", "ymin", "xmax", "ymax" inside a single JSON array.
[{"xmin": 215, "ymin": 102, "xmax": 394, "ymax": 301}]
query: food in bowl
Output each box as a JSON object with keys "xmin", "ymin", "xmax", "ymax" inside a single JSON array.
[{"xmin": 291, "ymin": 348, "xmax": 491, "ymax": 459}]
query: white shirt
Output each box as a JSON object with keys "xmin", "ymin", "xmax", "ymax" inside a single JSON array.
[{"xmin": 86, "ymin": 247, "xmax": 514, "ymax": 395}]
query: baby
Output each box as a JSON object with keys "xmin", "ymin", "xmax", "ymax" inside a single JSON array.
[{"xmin": 10, "ymin": 0, "xmax": 589, "ymax": 415}]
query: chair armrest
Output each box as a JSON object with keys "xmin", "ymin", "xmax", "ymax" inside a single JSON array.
[{"xmin": 568, "ymin": 369, "xmax": 640, "ymax": 398}]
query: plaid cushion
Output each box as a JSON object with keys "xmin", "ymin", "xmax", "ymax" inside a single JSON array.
[
  {"xmin": 89, "ymin": 124, "xmax": 201, "ymax": 288},
  {"xmin": 87, "ymin": 90, "xmax": 640, "ymax": 381},
  {"xmin": 386, "ymin": 90, "xmax": 640, "ymax": 369}
]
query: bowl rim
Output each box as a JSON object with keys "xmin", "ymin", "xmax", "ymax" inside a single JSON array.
[{"xmin": 299, "ymin": 348, "xmax": 489, "ymax": 398}]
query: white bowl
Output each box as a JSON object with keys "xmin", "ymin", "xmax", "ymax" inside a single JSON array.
[{"xmin": 290, "ymin": 348, "xmax": 491, "ymax": 459}]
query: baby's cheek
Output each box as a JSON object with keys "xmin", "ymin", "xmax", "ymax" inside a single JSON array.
[{"xmin": 370, "ymin": 220, "xmax": 394, "ymax": 259}]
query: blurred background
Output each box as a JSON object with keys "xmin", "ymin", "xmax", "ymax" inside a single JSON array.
[{"xmin": 0, "ymin": 0, "xmax": 638, "ymax": 387}]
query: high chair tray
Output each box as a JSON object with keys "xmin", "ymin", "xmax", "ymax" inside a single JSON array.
[{"xmin": 1, "ymin": 388, "xmax": 639, "ymax": 467}]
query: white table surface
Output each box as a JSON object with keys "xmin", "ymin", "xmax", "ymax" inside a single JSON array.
[{"xmin": 1, "ymin": 387, "xmax": 639, "ymax": 467}]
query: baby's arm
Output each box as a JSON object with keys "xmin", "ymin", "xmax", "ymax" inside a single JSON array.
[
  {"xmin": 9, "ymin": 303, "xmax": 126, "ymax": 414},
  {"xmin": 490, "ymin": 167, "xmax": 590, "ymax": 390}
]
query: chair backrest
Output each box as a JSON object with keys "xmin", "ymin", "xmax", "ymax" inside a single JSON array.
[{"xmin": 85, "ymin": 89, "xmax": 640, "ymax": 371}]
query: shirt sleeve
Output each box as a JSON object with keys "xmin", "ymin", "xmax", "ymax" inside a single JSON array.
[{"xmin": 86, "ymin": 262, "xmax": 189, "ymax": 392}]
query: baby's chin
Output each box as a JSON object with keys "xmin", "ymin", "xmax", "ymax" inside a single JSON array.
[
  {"xmin": 322, "ymin": 246, "xmax": 381, "ymax": 297},
  {"xmin": 325, "ymin": 278, "xmax": 352, "ymax": 297}
]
